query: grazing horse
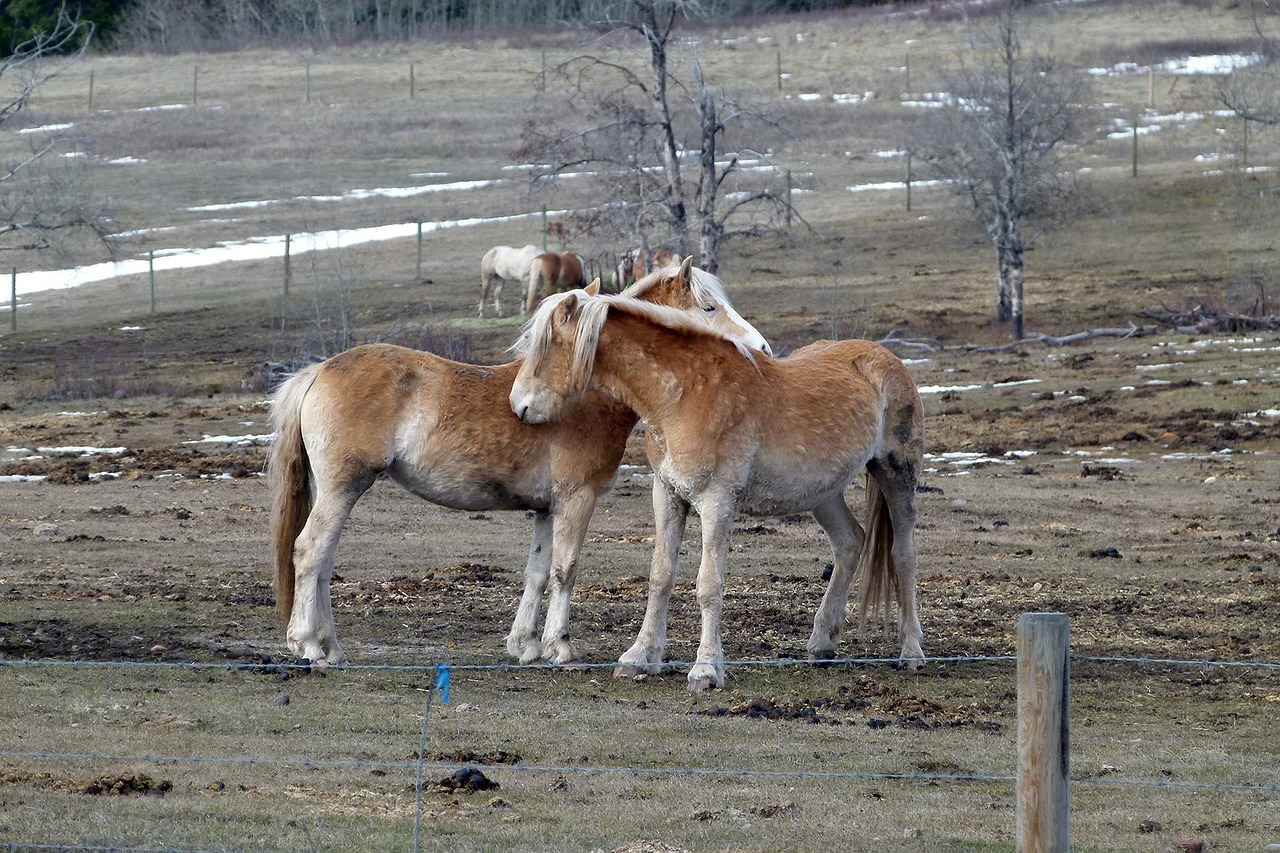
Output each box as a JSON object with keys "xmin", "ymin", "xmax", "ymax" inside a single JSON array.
[
  {"xmin": 509, "ymin": 290, "xmax": 924, "ymax": 691},
  {"xmin": 524, "ymin": 251, "xmax": 588, "ymax": 314},
  {"xmin": 479, "ymin": 244, "xmax": 541, "ymax": 318},
  {"xmin": 269, "ymin": 259, "xmax": 771, "ymax": 667}
]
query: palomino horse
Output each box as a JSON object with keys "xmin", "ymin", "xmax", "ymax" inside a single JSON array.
[
  {"xmin": 479, "ymin": 244, "xmax": 541, "ymax": 318},
  {"xmin": 509, "ymin": 290, "xmax": 924, "ymax": 691},
  {"xmin": 270, "ymin": 259, "xmax": 770, "ymax": 667},
  {"xmin": 524, "ymin": 251, "xmax": 588, "ymax": 314}
]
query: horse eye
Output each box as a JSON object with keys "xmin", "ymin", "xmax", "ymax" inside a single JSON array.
[{"xmin": 701, "ymin": 303, "xmax": 716, "ymax": 313}]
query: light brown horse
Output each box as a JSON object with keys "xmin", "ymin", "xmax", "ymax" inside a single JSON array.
[
  {"xmin": 524, "ymin": 251, "xmax": 587, "ymax": 314},
  {"xmin": 269, "ymin": 260, "xmax": 770, "ymax": 667},
  {"xmin": 479, "ymin": 244, "xmax": 540, "ymax": 318},
  {"xmin": 509, "ymin": 290, "xmax": 924, "ymax": 691}
]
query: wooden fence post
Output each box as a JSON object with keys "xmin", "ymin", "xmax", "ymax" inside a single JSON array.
[
  {"xmin": 9, "ymin": 267, "xmax": 16, "ymax": 332},
  {"xmin": 1016, "ymin": 612, "xmax": 1070, "ymax": 853},
  {"xmin": 284, "ymin": 234, "xmax": 292, "ymax": 295},
  {"xmin": 416, "ymin": 220, "xmax": 423, "ymax": 281},
  {"xmin": 148, "ymin": 251, "xmax": 156, "ymax": 314}
]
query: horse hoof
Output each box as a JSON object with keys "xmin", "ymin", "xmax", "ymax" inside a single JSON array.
[
  {"xmin": 613, "ymin": 665, "xmax": 641, "ymax": 679},
  {"xmin": 687, "ymin": 676, "xmax": 718, "ymax": 693},
  {"xmin": 810, "ymin": 649, "xmax": 837, "ymax": 666}
]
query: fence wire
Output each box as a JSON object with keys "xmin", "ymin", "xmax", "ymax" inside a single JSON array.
[{"xmin": 2, "ymin": 652, "xmax": 1277, "ymax": 853}]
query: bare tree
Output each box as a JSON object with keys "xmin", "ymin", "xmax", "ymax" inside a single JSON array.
[
  {"xmin": 1215, "ymin": 2, "xmax": 1280, "ymax": 166},
  {"xmin": 516, "ymin": 0, "xmax": 794, "ymax": 272},
  {"xmin": 908, "ymin": 1, "xmax": 1091, "ymax": 340},
  {"xmin": 1, "ymin": 7, "xmax": 113, "ymax": 254}
]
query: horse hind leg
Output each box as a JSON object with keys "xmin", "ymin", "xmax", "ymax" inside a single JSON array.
[
  {"xmin": 865, "ymin": 453, "xmax": 924, "ymax": 667},
  {"xmin": 806, "ymin": 493, "xmax": 866, "ymax": 660},
  {"xmin": 286, "ymin": 473, "xmax": 374, "ymax": 666}
]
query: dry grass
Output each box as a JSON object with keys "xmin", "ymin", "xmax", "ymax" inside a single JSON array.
[{"xmin": 0, "ymin": 2, "xmax": 1278, "ymax": 850}]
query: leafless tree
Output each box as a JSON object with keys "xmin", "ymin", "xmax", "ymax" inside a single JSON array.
[
  {"xmin": 1, "ymin": 7, "xmax": 114, "ymax": 255},
  {"xmin": 1215, "ymin": 2, "xmax": 1280, "ymax": 167},
  {"xmin": 908, "ymin": 1, "xmax": 1091, "ymax": 340},
  {"xmin": 516, "ymin": 0, "xmax": 795, "ymax": 272}
]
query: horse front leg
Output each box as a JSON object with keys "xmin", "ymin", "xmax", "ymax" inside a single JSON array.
[
  {"xmin": 505, "ymin": 511, "xmax": 553, "ymax": 664},
  {"xmin": 688, "ymin": 494, "xmax": 735, "ymax": 692},
  {"xmin": 616, "ymin": 479, "xmax": 689, "ymax": 678},
  {"xmin": 806, "ymin": 494, "xmax": 865, "ymax": 660},
  {"xmin": 538, "ymin": 489, "xmax": 598, "ymax": 665}
]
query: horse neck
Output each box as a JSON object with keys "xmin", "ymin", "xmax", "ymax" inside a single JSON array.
[{"xmin": 590, "ymin": 310, "xmax": 734, "ymax": 426}]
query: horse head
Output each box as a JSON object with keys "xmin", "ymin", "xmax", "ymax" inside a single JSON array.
[
  {"xmin": 623, "ymin": 256, "xmax": 772, "ymax": 356},
  {"xmin": 509, "ymin": 290, "xmax": 606, "ymax": 424}
]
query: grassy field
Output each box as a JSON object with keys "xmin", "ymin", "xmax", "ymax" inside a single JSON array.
[{"xmin": 1, "ymin": 1, "xmax": 1278, "ymax": 851}]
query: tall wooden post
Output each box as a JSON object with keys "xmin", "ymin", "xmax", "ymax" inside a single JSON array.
[
  {"xmin": 148, "ymin": 251, "xmax": 156, "ymax": 314},
  {"xmin": 416, "ymin": 220, "xmax": 424, "ymax": 281},
  {"xmin": 9, "ymin": 267, "xmax": 16, "ymax": 332},
  {"xmin": 785, "ymin": 169, "xmax": 793, "ymax": 227},
  {"xmin": 1016, "ymin": 612, "xmax": 1071, "ymax": 853},
  {"xmin": 284, "ymin": 234, "xmax": 292, "ymax": 295},
  {"xmin": 1132, "ymin": 124, "xmax": 1139, "ymax": 177},
  {"xmin": 905, "ymin": 151, "xmax": 912, "ymax": 212}
]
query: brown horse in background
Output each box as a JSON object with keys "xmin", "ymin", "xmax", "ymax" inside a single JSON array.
[
  {"xmin": 524, "ymin": 251, "xmax": 587, "ymax": 314},
  {"xmin": 614, "ymin": 249, "xmax": 646, "ymax": 290},
  {"xmin": 614, "ymin": 247, "xmax": 677, "ymax": 290}
]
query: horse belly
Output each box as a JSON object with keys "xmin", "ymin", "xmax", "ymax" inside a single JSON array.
[
  {"xmin": 387, "ymin": 460, "xmax": 551, "ymax": 512},
  {"xmin": 736, "ymin": 457, "xmax": 867, "ymax": 516}
]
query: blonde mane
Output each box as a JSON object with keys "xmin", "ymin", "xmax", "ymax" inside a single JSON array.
[
  {"xmin": 621, "ymin": 263, "xmax": 732, "ymax": 308},
  {"xmin": 511, "ymin": 289, "xmax": 759, "ymax": 399}
]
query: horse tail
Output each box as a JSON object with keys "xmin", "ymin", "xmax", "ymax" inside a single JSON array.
[
  {"xmin": 480, "ymin": 247, "xmax": 498, "ymax": 291},
  {"xmin": 855, "ymin": 472, "xmax": 897, "ymax": 634},
  {"xmin": 526, "ymin": 255, "xmax": 547, "ymax": 313},
  {"xmin": 268, "ymin": 366, "xmax": 319, "ymax": 624}
]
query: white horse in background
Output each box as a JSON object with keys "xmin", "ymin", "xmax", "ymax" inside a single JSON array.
[{"xmin": 479, "ymin": 244, "xmax": 541, "ymax": 318}]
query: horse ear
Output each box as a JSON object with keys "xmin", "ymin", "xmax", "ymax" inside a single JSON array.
[
  {"xmin": 554, "ymin": 291, "xmax": 581, "ymax": 325},
  {"xmin": 585, "ymin": 278, "xmax": 601, "ymax": 295},
  {"xmin": 677, "ymin": 255, "xmax": 694, "ymax": 284}
]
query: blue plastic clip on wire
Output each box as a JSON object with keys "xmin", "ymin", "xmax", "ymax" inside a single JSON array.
[{"xmin": 435, "ymin": 662, "xmax": 451, "ymax": 704}]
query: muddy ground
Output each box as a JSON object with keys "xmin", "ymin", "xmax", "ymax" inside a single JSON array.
[{"xmin": 3, "ymin": 329, "xmax": 1277, "ymax": 674}]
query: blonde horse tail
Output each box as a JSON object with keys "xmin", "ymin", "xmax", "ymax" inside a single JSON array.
[
  {"xmin": 268, "ymin": 368, "xmax": 318, "ymax": 625},
  {"xmin": 855, "ymin": 473, "xmax": 897, "ymax": 634},
  {"xmin": 525, "ymin": 255, "xmax": 546, "ymax": 313}
]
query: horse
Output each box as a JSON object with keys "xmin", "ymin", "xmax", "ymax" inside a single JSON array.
[
  {"xmin": 524, "ymin": 251, "xmax": 587, "ymax": 314},
  {"xmin": 614, "ymin": 249, "xmax": 646, "ymax": 290},
  {"xmin": 509, "ymin": 289, "xmax": 924, "ymax": 691},
  {"xmin": 479, "ymin": 244, "xmax": 541, "ymax": 318},
  {"xmin": 649, "ymin": 247, "xmax": 677, "ymax": 270},
  {"xmin": 269, "ymin": 259, "xmax": 771, "ymax": 668}
]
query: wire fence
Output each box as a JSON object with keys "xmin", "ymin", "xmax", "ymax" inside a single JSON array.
[{"xmin": 1, "ymin": 649, "xmax": 1278, "ymax": 853}]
